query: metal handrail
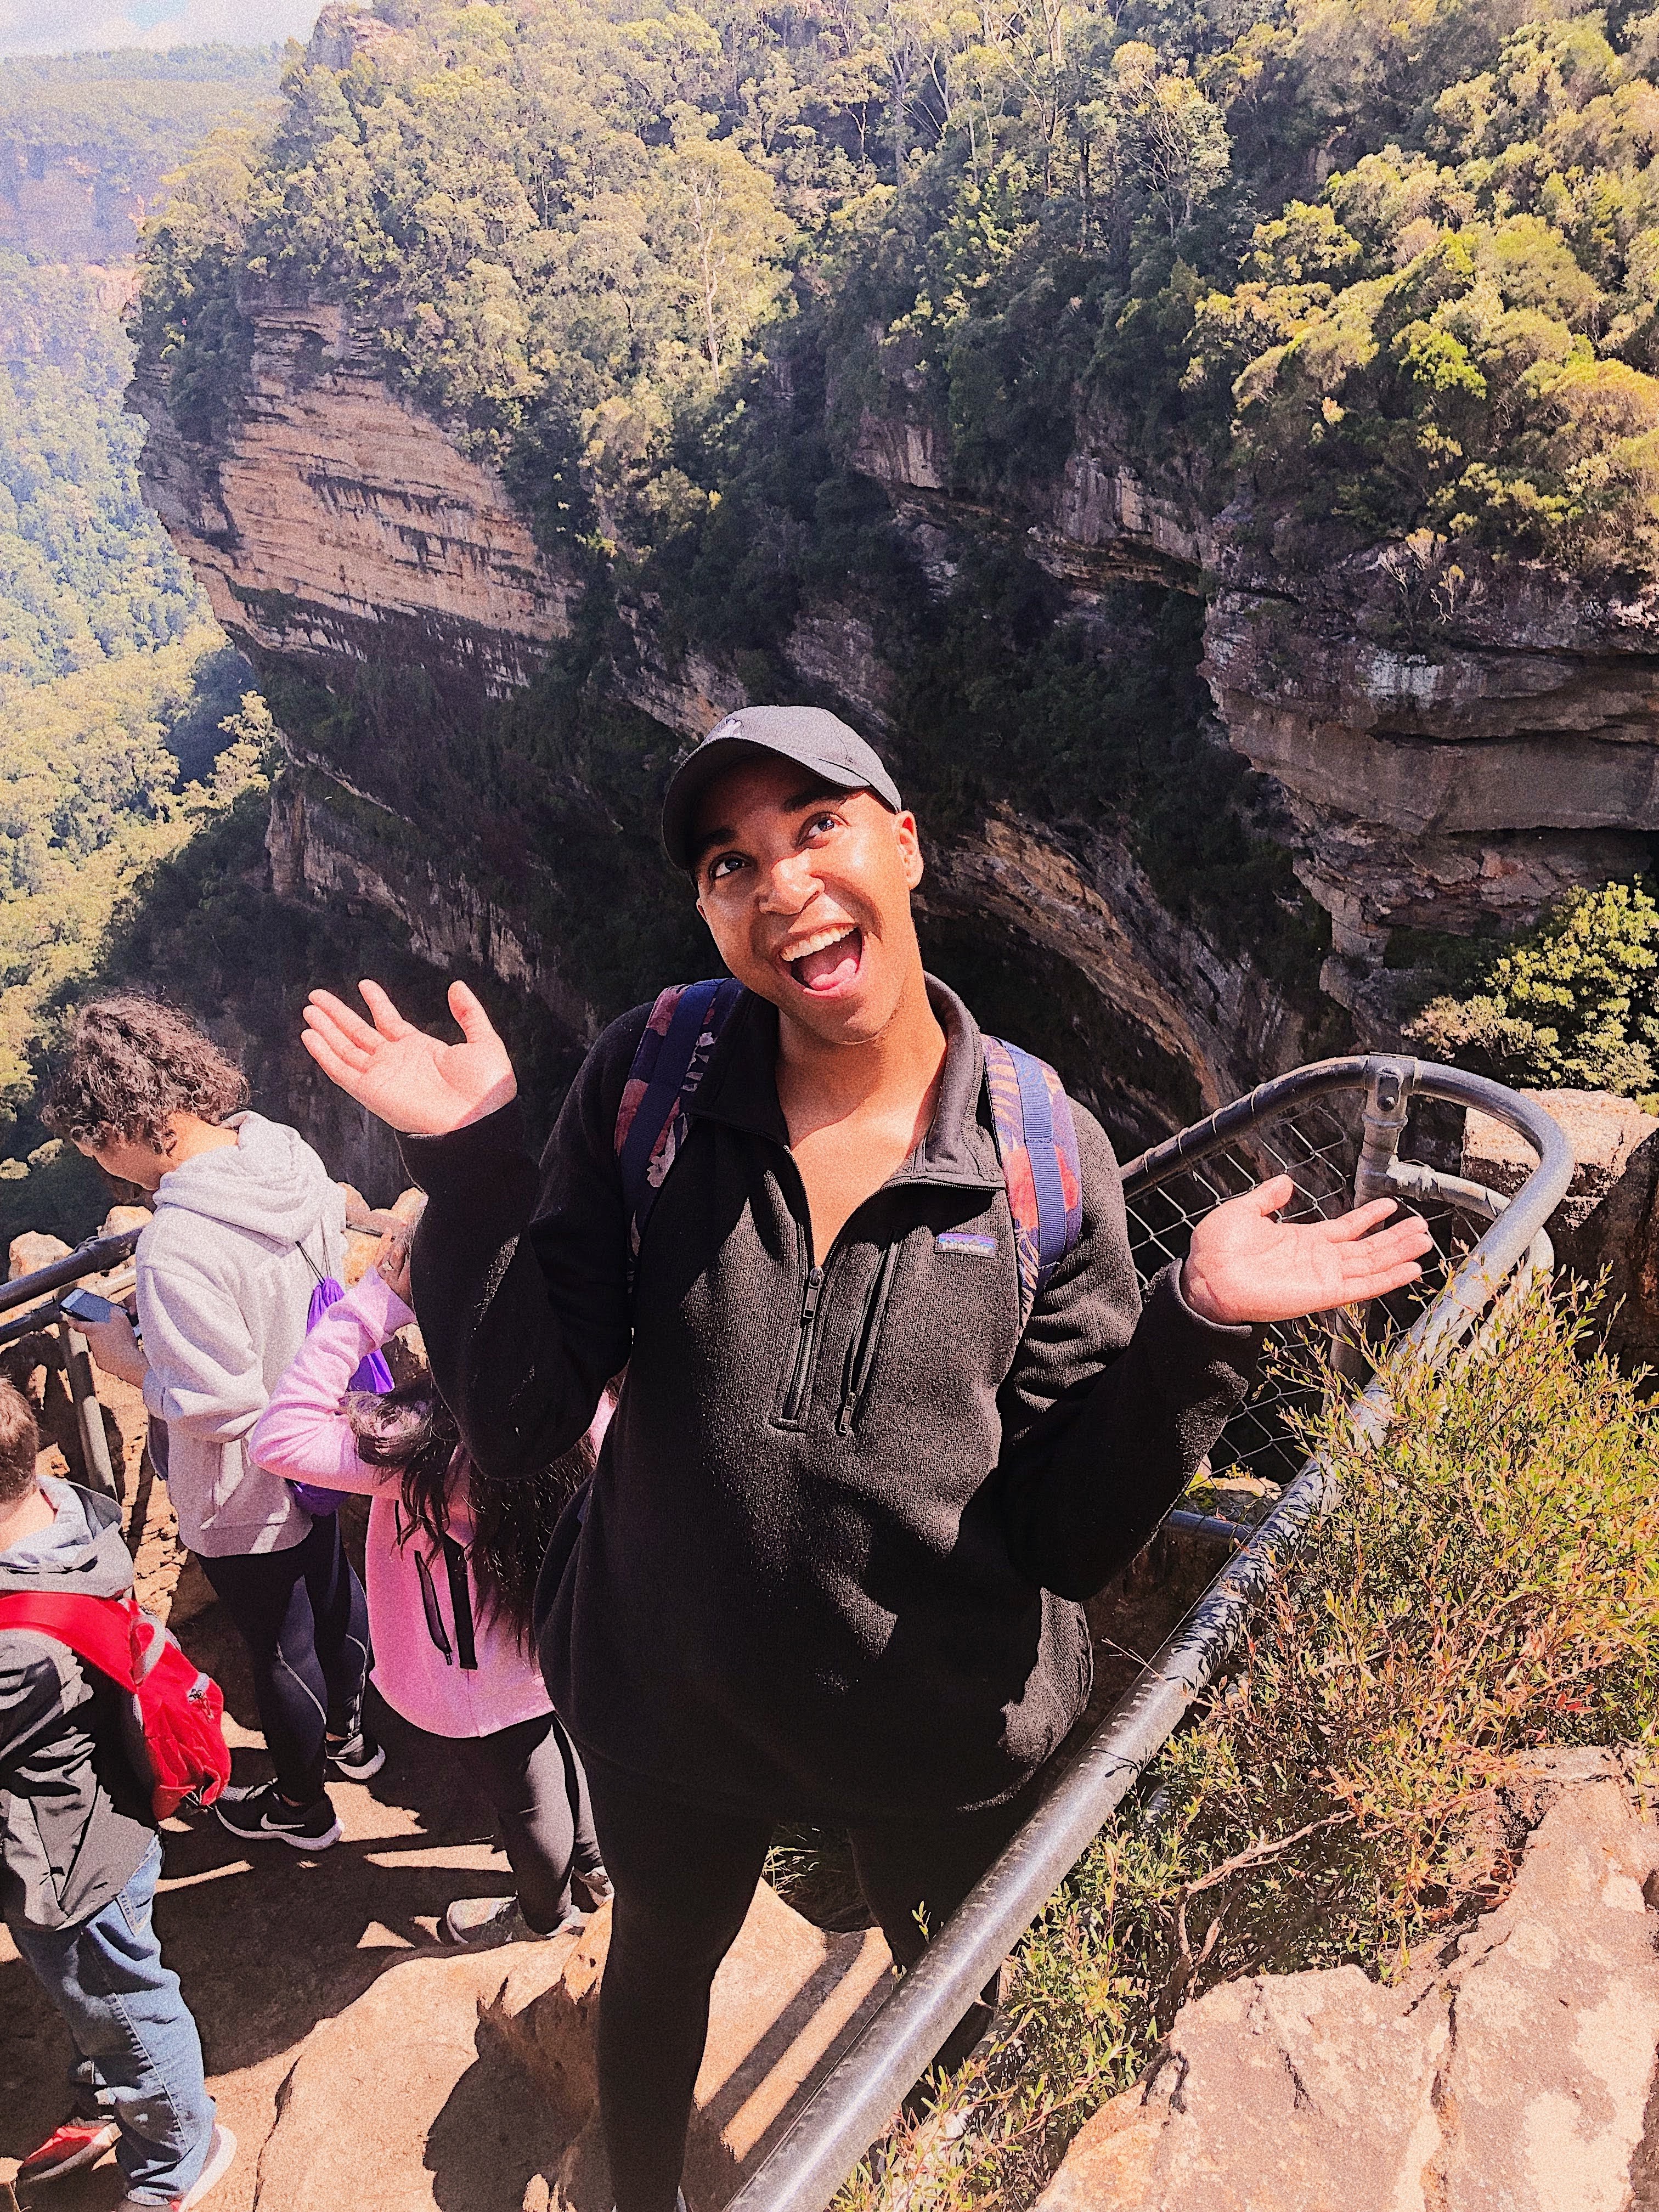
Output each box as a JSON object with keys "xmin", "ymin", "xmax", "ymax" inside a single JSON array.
[
  {"xmin": 0, "ymin": 1227, "xmax": 142, "ymax": 1317},
  {"xmin": 0, "ymin": 1226, "xmax": 143, "ymax": 1500},
  {"xmin": 726, "ymin": 1056, "xmax": 1575, "ymax": 2212}
]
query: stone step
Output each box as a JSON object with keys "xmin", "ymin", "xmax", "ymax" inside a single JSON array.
[{"xmin": 253, "ymin": 1882, "xmax": 891, "ymax": 2212}]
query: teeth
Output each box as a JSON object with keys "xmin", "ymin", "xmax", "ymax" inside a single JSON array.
[{"xmin": 784, "ymin": 926, "xmax": 854, "ymax": 963}]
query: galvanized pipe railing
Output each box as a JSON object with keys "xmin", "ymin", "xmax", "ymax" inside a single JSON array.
[
  {"xmin": 0, "ymin": 1226, "xmax": 142, "ymax": 1502},
  {"xmin": 725, "ymin": 1056, "xmax": 1573, "ymax": 2212}
]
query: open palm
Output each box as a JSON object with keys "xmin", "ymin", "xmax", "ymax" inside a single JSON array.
[
  {"xmin": 301, "ymin": 980, "xmax": 516, "ymax": 1137},
  {"xmin": 1183, "ymin": 1175, "xmax": 1435, "ymax": 1327}
]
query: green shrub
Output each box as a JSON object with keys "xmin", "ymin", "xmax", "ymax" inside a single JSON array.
[
  {"xmin": 1408, "ymin": 878, "xmax": 1659, "ymax": 1097},
  {"xmin": 848, "ymin": 1281, "xmax": 1659, "ymax": 2207}
]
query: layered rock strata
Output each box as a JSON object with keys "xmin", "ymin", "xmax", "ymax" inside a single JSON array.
[
  {"xmin": 1203, "ymin": 558, "xmax": 1659, "ymax": 963},
  {"xmin": 855, "ymin": 416, "xmax": 1659, "ymax": 976},
  {"xmin": 131, "ymin": 293, "xmax": 579, "ymax": 704}
]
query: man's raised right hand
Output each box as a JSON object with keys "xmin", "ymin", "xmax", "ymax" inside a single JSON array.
[{"xmin": 301, "ymin": 980, "xmax": 517, "ymax": 1136}]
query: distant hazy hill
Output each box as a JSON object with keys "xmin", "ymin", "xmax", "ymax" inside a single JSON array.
[{"xmin": 0, "ymin": 45, "xmax": 279, "ymax": 262}]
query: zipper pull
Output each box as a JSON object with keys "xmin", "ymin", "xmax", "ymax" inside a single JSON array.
[{"xmin": 802, "ymin": 1265, "xmax": 823, "ymax": 1323}]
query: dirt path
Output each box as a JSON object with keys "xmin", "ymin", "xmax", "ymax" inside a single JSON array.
[{"xmin": 1, "ymin": 1388, "xmax": 527, "ymax": 2212}]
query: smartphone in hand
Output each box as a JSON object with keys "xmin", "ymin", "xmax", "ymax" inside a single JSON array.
[{"xmin": 60, "ymin": 1286, "xmax": 117, "ymax": 1325}]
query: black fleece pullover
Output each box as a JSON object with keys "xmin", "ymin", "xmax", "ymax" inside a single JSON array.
[{"xmin": 405, "ymin": 978, "xmax": 1261, "ymax": 1823}]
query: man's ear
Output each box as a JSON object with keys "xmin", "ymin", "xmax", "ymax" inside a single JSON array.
[{"xmin": 895, "ymin": 809, "xmax": 924, "ymax": 891}]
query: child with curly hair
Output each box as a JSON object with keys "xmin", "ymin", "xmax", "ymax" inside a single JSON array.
[{"xmin": 48, "ymin": 994, "xmax": 375, "ymax": 1853}]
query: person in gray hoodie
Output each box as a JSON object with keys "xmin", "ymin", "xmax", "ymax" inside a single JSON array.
[
  {"xmin": 46, "ymin": 995, "xmax": 376, "ymax": 1850},
  {"xmin": 0, "ymin": 1377, "xmax": 235, "ymax": 2209}
]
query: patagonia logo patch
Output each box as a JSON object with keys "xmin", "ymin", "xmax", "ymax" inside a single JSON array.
[{"xmin": 937, "ymin": 1230, "xmax": 997, "ymax": 1257}]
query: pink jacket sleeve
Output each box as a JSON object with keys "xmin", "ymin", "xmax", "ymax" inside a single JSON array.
[{"xmin": 249, "ymin": 1269, "xmax": 416, "ymax": 1492}]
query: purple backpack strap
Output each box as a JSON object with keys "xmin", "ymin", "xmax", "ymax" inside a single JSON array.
[
  {"xmin": 290, "ymin": 1247, "xmax": 394, "ymax": 1517},
  {"xmin": 982, "ymin": 1036, "xmax": 1084, "ymax": 1334},
  {"xmin": 613, "ymin": 978, "xmax": 744, "ymax": 1284}
]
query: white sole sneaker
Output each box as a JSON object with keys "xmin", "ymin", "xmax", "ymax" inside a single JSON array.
[
  {"xmin": 270, "ymin": 1816, "xmax": 342, "ymax": 1849},
  {"xmin": 115, "ymin": 2120, "xmax": 236, "ymax": 2210},
  {"xmin": 214, "ymin": 1788, "xmax": 342, "ymax": 1850},
  {"xmin": 326, "ymin": 1737, "xmax": 386, "ymax": 1781}
]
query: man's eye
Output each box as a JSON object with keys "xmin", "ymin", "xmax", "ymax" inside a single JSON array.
[
  {"xmin": 708, "ymin": 854, "xmax": 743, "ymax": 882},
  {"xmin": 805, "ymin": 812, "xmax": 840, "ymax": 838}
]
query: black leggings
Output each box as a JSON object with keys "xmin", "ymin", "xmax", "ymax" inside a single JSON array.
[
  {"xmin": 444, "ymin": 1709, "xmax": 605, "ymax": 1934},
  {"xmin": 586, "ymin": 1756, "xmax": 1038, "ymax": 2212},
  {"xmin": 201, "ymin": 1514, "xmax": 370, "ymax": 1805}
]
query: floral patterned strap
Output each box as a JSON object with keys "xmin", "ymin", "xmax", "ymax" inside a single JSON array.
[
  {"xmin": 614, "ymin": 978, "xmax": 744, "ymax": 1285},
  {"xmin": 983, "ymin": 1035, "xmax": 1083, "ymax": 1335}
]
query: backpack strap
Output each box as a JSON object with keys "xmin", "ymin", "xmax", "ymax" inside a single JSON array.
[
  {"xmin": 614, "ymin": 979, "xmax": 744, "ymax": 1283},
  {"xmin": 0, "ymin": 1592, "xmax": 154, "ymax": 1692},
  {"xmin": 982, "ymin": 1036, "xmax": 1084, "ymax": 1334}
]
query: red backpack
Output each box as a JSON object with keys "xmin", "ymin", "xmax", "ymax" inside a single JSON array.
[{"xmin": 0, "ymin": 1591, "xmax": 232, "ymax": 1820}]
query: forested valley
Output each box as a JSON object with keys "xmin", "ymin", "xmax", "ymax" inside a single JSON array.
[
  {"xmin": 128, "ymin": 0, "xmax": 1659, "ymax": 1142},
  {"xmin": 0, "ymin": 48, "xmax": 280, "ymax": 1238}
]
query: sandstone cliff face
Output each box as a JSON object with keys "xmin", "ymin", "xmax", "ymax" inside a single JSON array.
[
  {"xmin": 138, "ymin": 301, "xmax": 1317, "ymax": 1135},
  {"xmin": 859, "ymin": 417, "xmax": 1659, "ymax": 985},
  {"xmin": 130, "ymin": 293, "xmax": 580, "ymax": 704},
  {"xmin": 1203, "ymin": 552, "xmax": 1659, "ymax": 963},
  {"xmin": 267, "ymin": 774, "xmax": 587, "ymax": 1033}
]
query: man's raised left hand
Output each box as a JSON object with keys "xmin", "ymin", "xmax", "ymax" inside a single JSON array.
[{"xmin": 1180, "ymin": 1175, "xmax": 1435, "ymax": 1327}]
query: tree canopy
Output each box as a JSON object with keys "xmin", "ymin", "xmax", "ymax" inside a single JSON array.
[
  {"xmin": 0, "ymin": 50, "xmax": 279, "ymax": 1195},
  {"xmin": 0, "ymin": 254, "xmax": 206, "ymax": 681},
  {"xmin": 139, "ymin": 0, "xmax": 1659, "ymax": 580},
  {"xmin": 1410, "ymin": 878, "xmax": 1659, "ymax": 1094}
]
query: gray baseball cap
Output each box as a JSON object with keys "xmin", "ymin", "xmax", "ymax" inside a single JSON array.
[{"xmin": 662, "ymin": 705, "xmax": 903, "ymax": 873}]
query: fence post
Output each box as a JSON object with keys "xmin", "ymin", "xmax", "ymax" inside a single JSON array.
[
  {"xmin": 1354, "ymin": 1058, "xmax": 1414, "ymax": 1204},
  {"xmin": 60, "ymin": 1319, "xmax": 120, "ymax": 1502},
  {"xmin": 1327, "ymin": 1058, "xmax": 1415, "ymax": 1387}
]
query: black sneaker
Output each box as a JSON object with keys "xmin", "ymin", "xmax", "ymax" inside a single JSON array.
[
  {"xmin": 439, "ymin": 1893, "xmax": 588, "ymax": 1946},
  {"xmin": 215, "ymin": 1780, "xmax": 342, "ymax": 1850},
  {"xmin": 326, "ymin": 1729, "xmax": 386, "ymax": 1782}
]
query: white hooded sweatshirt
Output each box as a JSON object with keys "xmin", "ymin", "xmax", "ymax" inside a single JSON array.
[{"xmin": 136, "ymin": 1112, "xmax": 346, "ymax": 1557}]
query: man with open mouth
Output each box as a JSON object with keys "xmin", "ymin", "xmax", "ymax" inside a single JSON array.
[{"xmin": 301, "ymin": 704, "xmax": 1431, "ymax": 2212}]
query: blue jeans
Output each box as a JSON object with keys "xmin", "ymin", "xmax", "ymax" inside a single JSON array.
[{"xmin": 8, "ymin": 1835, "xmax": 216, "ymax": 2204}]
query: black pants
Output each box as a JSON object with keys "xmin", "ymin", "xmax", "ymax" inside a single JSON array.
[
  {"xmin": 444, "ymin": 1709, "xmax": 605, "ymax": 1934},
  {"xmin": 586, "ymin": 1756, "xmax": 1037, "ymax": 2212},
  {"xmin": 201, "ymin": 1514, "xmax": 370, "ymax": 1805}
]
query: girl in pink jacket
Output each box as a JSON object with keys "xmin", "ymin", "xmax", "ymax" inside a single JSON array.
[{"xmin": 251, "ymin": 1234, "xmax": 610, "ymax": 1944}]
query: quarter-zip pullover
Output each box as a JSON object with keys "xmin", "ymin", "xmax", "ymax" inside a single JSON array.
[{"xmin": 404, "ymin": 979, "xmax": 1260, "ymax": 1822}]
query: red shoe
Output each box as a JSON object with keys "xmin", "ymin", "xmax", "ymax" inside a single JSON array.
[{"xmin": 17, "ymin": 2114, "xmax": 120, "ymax": 2185}]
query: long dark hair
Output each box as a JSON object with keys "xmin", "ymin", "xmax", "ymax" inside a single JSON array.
[{"xmin": 347, "ymin": 1383, "xmax": 595, "ymax": 1647}]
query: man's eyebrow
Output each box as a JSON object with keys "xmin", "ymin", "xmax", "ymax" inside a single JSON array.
[{"xmin": 785, "ymin": 779, "xmax": 844, "ymax": 812}]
